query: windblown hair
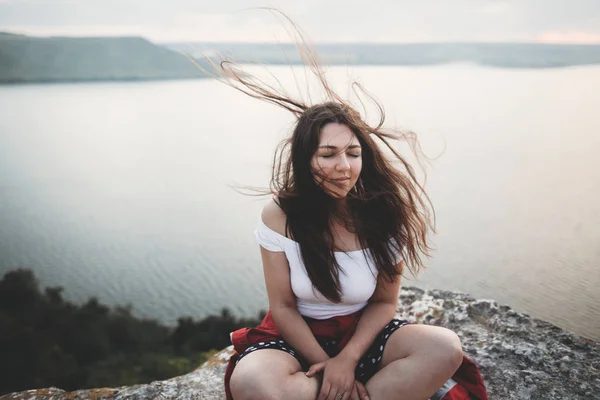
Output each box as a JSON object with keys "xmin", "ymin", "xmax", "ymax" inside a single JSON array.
[{"xmin": 186, "ymin": 12, "xmax": 435, "ymax": 302}]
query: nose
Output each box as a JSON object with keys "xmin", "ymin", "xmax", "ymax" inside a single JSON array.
[{"xmin": 335, "ymin": 154, "xmax": 351, "ymax": 171}]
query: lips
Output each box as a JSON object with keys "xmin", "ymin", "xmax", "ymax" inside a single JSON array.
[{"xmin": 333, "ymin": 177, "xmax": 350, "ymax": 183}]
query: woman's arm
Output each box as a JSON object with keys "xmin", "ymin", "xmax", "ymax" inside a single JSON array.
[
  {"xmin": 306, "ymin": 266, "xmax": 401, "ymax": 400},
  {"xmin": 260, "ymin": 201, "xmax": 330, "ymax": 365},
  {"xmin": 261, "ymin": 246, "xmax": 330, "ymax": 365},
  {"xmin": 337, "ymin": 267, "xmax": 402, "ymax": 364}
]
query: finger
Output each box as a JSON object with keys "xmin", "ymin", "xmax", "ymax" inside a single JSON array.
[
  {"xmin": 306, "ymin": 362, "xmax": 325, "ymax": 377},
  {"xmin": 343, "ymin": 380, "xmax": 356, "ymax": 400},
  {"xmin": 355, "ymin": 381, "xmax": 370, "ymax": 400},
  {"xmin": 333, "ymin": 387, "xmax": 348, "ymax": 400},
  {"xmin": 333, "ymin": 386, "xmax": 347, "ymax": 400},
  {"xmin": 317, "ymin": 382, "xmax": 332, "ymax": 400},
  {"xmin": 350, "ymin": 383, "xmax": 360, "ymax": 400},
  {"xmin": 327, "ymin": 386, "xmax": 339, "ymax": 400}
]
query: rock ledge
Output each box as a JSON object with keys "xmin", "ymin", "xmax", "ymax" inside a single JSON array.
[{"xmin": 2, "ymin": 287, "xmax": 598, "ymax": 399}]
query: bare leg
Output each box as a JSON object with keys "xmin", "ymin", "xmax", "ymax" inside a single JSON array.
[
  {"xmin": 365, "ymin": 324, "xmax": 463, "ymax": 400},
  {"xmin": 230, "ymin": 349, "xmax": 320, "ymax": 400}
]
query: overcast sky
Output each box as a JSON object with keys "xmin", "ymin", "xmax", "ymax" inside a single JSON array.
[{"xmin": 1, "ymin": 0, "xmax": 600, "ymax": 44}]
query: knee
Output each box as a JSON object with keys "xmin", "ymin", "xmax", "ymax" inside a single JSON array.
[
  {"xmin": 436, "ymin": 328, "xmax": 463, "ymax": 374},
  {"xmin": 230, "ymin": 368, "xmax": 286, "ymax": 400},
  {"xmin": 230, "ymin": 369, "xmax": 274, "ymax": 400}
]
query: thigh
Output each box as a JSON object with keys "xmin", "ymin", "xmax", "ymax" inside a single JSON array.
[
  {"xmin": 380, "ymin": 323, "xmax": 461, "ymax": 369},
  {"xmin": 231, "ymin": 349, "xmax": 315, "ymax": 400},
  {"xmin": 231, "ymin": 348, "xmax": 304, "ymax": 387},
  {"xmin": 354, "ymin": 319, "xmax": 409, "ymax": 382}
]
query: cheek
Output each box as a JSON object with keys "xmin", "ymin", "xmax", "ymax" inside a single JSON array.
[
  {"xmin": 311, "ymin": 158, "xmax": 334, "ymax": 178},
  {"xmin": 353, "ymin": 159, "xmax": 363, "ymax": 175},
  {"xmin": 310, "ymin": 160, "xmax": 323, "ymax": 184}
]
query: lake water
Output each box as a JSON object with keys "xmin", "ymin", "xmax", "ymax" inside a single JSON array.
[{"xmin": 1, "ymin": 64, "xmax": 599, "ymax": 340}]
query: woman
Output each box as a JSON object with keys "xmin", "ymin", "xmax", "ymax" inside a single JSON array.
[{"xmin": 199, "ymin": 28, "xmax": 487, "ymax": 400}]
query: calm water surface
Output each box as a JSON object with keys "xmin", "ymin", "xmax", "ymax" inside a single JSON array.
[{"xmin": 1, "ymin": 64, "xmax": 599, "ymax": 340}]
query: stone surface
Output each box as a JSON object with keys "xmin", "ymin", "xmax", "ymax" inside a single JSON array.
[{"xmin": 2, "ymin": 287, "xmax": 598, "ymax": 399}]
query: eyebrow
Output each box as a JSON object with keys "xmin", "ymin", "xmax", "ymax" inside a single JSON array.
[{"xmin": 318, "ymin": 144, "xmax": 362, "ymax": 150}]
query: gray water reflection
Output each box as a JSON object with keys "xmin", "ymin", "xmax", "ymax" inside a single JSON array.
[{"xmin": 0, "ymin": 65, "xmax": 599, "ymax": 340}]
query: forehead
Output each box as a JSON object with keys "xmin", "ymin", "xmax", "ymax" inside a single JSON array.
[{"xmin": 319, "ymin": 122, "xmax": 360, "ymax": 147}]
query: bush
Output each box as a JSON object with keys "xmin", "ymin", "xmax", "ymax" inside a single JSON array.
[{"xmin": 0, "ymin": 268, "xmax": 263, "ymax": 395}]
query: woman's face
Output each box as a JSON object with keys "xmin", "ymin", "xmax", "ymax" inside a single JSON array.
[{"xmin": 311, "ymin": 122, "xmax": 363, "ymax": 198}]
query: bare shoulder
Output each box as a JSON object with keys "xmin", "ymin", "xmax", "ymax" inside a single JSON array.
[{"xmin": 261, "ymin": 196, "xmax": 288, "ymax": 238}]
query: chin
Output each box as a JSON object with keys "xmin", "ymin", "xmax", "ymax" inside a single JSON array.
[{"xmin": 324, "ymin": 187, "xmax": 350, "ymax": 199}]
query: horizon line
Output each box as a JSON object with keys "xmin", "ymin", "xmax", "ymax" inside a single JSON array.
[{"xmin": 2, "ymin": 31, "xmax": 600, "ymax": 46}]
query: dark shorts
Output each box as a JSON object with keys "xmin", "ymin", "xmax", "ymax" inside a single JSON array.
[{"xmin": 236, "ymin": 318, "xmax": 409, "ymax": 384}]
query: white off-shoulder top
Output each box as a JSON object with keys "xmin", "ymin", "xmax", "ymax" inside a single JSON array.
[{"xmin": 254, "ymin": 217, "xmax": 401, "ymax": 320}]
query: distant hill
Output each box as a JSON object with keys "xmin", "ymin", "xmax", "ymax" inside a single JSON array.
[
  {"xmin": 0, "ymin": 32, "xmax": 208, "ymax": 84},
  {"xmin": 168, "ymin": 42, "xmax": 600, "ymax": 68},
  {"xmin": 3, "ymin": 32, "xmax": 600, "ymax": 85}
]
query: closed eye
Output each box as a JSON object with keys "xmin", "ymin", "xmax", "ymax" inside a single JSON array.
[{"xmin": 321, "ymin": 153, "xmax": 361, "ymax": 158}]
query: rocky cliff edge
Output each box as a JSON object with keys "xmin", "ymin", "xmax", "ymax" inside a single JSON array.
[{"xmin": 2, "ymin": 287, "xmax": 598, "ymax": 400}]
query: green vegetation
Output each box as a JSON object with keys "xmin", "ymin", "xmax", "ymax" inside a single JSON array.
[
  {"xmin": 0, "ymin": 268, "xmax": 264, "ymax": 395},
  {"xmin": 0, "ymin": 32, "xmax": 209, "ymax": 83}
]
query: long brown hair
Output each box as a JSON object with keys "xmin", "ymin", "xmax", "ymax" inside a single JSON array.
[{"xmin": 185, "ymin": 12, "xmax": 435, "ymax": 302}]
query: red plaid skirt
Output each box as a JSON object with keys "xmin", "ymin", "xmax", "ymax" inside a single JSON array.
[{"xmin": 224, "ymin": 311, "xmax": 488, "ymax": 400}]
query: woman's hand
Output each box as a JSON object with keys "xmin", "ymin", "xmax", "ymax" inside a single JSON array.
[
  {"xmin": 350, "ymin": 380, "xmax": 370, "ymax": 400},
  {"xmin": 306, "ymin": 354, "xmax": 357, "ymax": 400}
]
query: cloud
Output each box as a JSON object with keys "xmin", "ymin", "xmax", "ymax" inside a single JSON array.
[
  {"xmin": 2, "ymin": 24, "xmax": 148, "ymax": 38},
  {"xmin": 1, "ymin": 0, "xmax": 599, "ymax": 43},
  {"xmin": 536, "ymin": 30, "xmax": 600, "ymax": 44},
  {"xmin": 479, "ymin": 2, "xmax": 513, "ymax": 15},
  {"xmin": 1, "ymin": 12, "xmax": 309, "ymax": 43}
]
